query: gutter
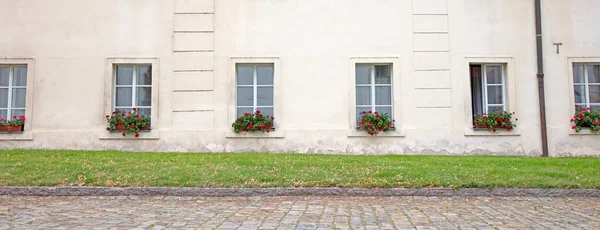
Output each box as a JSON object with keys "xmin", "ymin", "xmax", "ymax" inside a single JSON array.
[{"xmin": 535, "ymin": 0, "xmax": 549, "ymax": 157}]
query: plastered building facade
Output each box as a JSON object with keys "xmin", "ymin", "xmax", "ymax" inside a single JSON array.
[{"xmin": 0, "ymin": 0, "xmax": 599, "ymax": 156}]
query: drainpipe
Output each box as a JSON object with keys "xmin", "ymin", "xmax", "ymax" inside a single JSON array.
[{"xmin": 535, "ymin": 0, "xmax": 549, "ymax": 157}]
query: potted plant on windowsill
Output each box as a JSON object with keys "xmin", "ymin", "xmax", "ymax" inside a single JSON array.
[
  {"xmin": 473, "ymin": 110, "xmax": 517, "ymax": 132},
  {"xmin": 570, "ymin": 106, "xmax": 600, "ymax": 132},
  {"xmin": 232, "ymin": 110, "xmax": 275, "ymax": 133},
  {"xmin": 0, "ymin": 116, "xmax": 25, "ymax": 132},
  {"xmin": 358, "ymin": 110, "xmax": 394, "ymax": 136},
  {"xmin": 105, "ymin": 108, "xmax": 150, "ymax": 138}
]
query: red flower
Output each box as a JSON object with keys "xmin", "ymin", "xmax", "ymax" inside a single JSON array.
[
  {"xmin": 244, "ymin": 113, "xmax": 249, "ymax": 117},
  {"xmin": 241, "ymin": 127, "xmax": 245, "ymax": 131},
  {"xmin": 376, "ymin": 114, "xmax": 380, "ymax": 118},
  {"xmin": 258, "ymin": 114, "xmax": 263, "ymax": 117},
  {"xmin": 128, "ymin": 112, "xmax": 131, "ymax": 114},
  {"xmin": 256, "ymin": 110, "xmax": 261, "ymax": 114},
  {"xmin": 580, "ymin": 115, "xmax": 585, "ymax": 119},
  {"xmin": 483, "ymin": 116, "xmax": 487, "ymax": 119},
  {"xmin": 106, "ymin": 115, "xmax": 109, "ymax": 118},
  {"xmin": 368, "ymin": 131, "xmax": 373, "ymax": 135},
  {"xmin": 493, "ymin": 129, "xmax": 497, "ymax": 132},
  {"xmin": 12, "ymin": 116, "xmax": 16, "ymax": 119},
  {"xmin": 362, "ymin": 119, "xmax": 367, "ymax": 123},
  {"xmin": 121, "ymin": 113, "xmax": 126, "ymax": 116},
  {"xmin": 249, "ymin": 124, "xmax": 254, "ymax": 129},
  {"xmin": 106, "ymin": 127, "xmax": 110, "ymax": 131},
  {"xmin": 516, "ymin": 118, "xmax": 519, "ymax": 121},
  {"xmin": 267, "ymin": 130, "xmax": 270, "ymax": 133},
  {"xmin": 369, "ymin": 122, "xmax": 373, "ymax": 125},
  {"xmin": 112, "ymin": 111, "xmax": 116, "ymax": 114},
  {"xmin": 362, "ymin": 111, "xmax": 367, "ymax": 115},
  {"xmin": 579, "ymin": 112, "xmax": 583, "ymax": 116},
  {"xmin": 496, "ymin": 118, "xmax": 502, "ymax": 122},
  {"xmin": 595, "ymin": 121, "xmax": 600, "ymax": 126},
  {"xmin": 127, "ymin": 116, "xmax": 131, "ymax": 119},
  {"xmin": 271, "ymin": 117, "xmax": 275, "ymax": 120},
  {"xmin": 513, "ymin": 112, "xmax": 515, "ymax": 114},
  {"xmin": 507, "ymin": 126, "xmax": 513, "ymax": 130},
  {"xmin": 135, "ymin": 115, "xmax": 139, "ymax": 118},
  {"xmin": 570, "ymin": 118, "xmax": 575, "ymax": 122},
  {"xmin": 572, "ymin": 126, "xmax": 576, "ymax": 130},
  {"xmin": 252, "ymin": 114, "xmax": 255, "ymax": 117},
  {"xmin": 122, "ymin": 132, "xmax": 126, "ymax": 136},
  {"xmin": 136, "ymin": 119, "xmax": 140, "ymax": 122},
  {"xmin": 504, "ymin": 119, "xmax": 509, "ymax": 123},
  {"xmin": 129, "ymin": 125, "xmax": 134, "ymax": 129},
  {"xmin": 575, "ymin": 104, "xmax": 579, "ymax": 107},
  {"xmin": 236, "ymin": 122, "xmax": 240, "ymax": 124},
  {"xmin": 111, "ymin": 116, "xmax": 114, "ymax": 119},
  {"xmin": 141, "ymin": 115, "xmax": 145, "ymax": 118},
  {"xmin": 132, "ymin": 108, "xmax": 137, "ymax": 111},
  {"xmin": 387, "ymin": 124, "xmax": 392, "ymax": 128},
  {"xmin": 374, "ymin": 111, "xmax": 379, "ymax": 115},
  {"xmin": 135, "ymin": 133, "xmax": 139, "ymax": 137},
  {"xmin": 368, "ymin": 111, "xmax": 372, "ymax": 114},
  {"xmin": 393, "ymin": 120, "xmax": 396, "ymax": 122},
  {"xmin": 116, "ymin": 110, "xmax": 121, "ymax": 113}
]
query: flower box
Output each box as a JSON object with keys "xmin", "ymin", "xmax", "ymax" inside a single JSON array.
[
  {"xmin": 473, "ymin": 123, "xmax": 501, "ymax": 129},
  {"xmin": 105, "ymin": 108, "xmax": 150, "ymax": 138},
  {"xmin": 232, "ymin": 110, "xmax": 275, "ymax": 133},
  {"xmin": 0, "ymin": 125, "xmax": 23, "ymax": 132}
]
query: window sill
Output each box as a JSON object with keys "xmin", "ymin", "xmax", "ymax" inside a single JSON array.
[
  {"xmin": 347, "ymin": 128, "xmax": 405, "ymax": 137},
  {"xmin": 0, "ymin": 131, "xmax": 33, "ymax": 141},
  {"xmin": 225, "ymin": 129, "xmax": 285, "ymax": 139},
  {"xmin": 464, "ymin": 127, "xmax": 521, "ymax": 136},
  {"xmin": 98, "ymin": 129, "xmax": 160, "ymax": 140},
  {"xmin": 569, "ymin": 128, "xmax": 600, "ymax": 135}
]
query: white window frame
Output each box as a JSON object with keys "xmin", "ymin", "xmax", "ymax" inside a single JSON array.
[
  {"xmin": 0, "ymin": 58, "xmax": 35, "ymax": 140},
  {"xmin": 355, "ymin": 64, "xmax": 394, "ymax": 126},
  {"xmin": 235, "ymin": 64, "xmax": 275, "ymax": 118},
  {"xmin": 348, "ymin": 57, "xmax": 404, "ymax": 137},
  {"xmin": 463, "ymin": 57, "xmax": 519, "ymax": 136},
  {"xmin": 568, "ymin": 57, "xmax": 600, "ymax": 135},
  {"xmin": 572, "ymin": 63, "xmax": 600, "ymax": 109},
  {"xmin": 227, "ymin": 57, "xmax": 283, "ymax": 138},
  {"xmin": 102, "ymin": 58, "xmax": 159, "ymax": 140},
  {"xmin": 0, "ymin": 65, "xmax": 27, "ymax": 120},
  {"xmin": 480, "ymin": 64, "xmax": 507, "ymax": 113},
  {"xmin": 113, "ymin": 64, "xmax": 153, "ymax": 115}
]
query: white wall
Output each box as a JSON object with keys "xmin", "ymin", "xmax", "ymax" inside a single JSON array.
[{"xmin": 0, "ymin": 0, "xmax": 598, "ymax": 156}]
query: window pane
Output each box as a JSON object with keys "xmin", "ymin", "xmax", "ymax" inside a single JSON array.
[
  {"xmin": 236, "ymin": 86, "xmax": 253, "ymax": 106},
  {"xmin": 375, "ymin": 65, "xmax": 391, "ymax": 84},
  {"xmin": 13, "ymin": 66, "xmax": 27, "ymax": 86},
  {"xmin": 588, "ymin": 65, "xmax": 600, "ymax": 83},
  {"xmin": 574, "ymin": 85, "xmax": 586, "ymax": 104},
  {"xmin": 136, "ymin": 66, "xmax": 152, "ymax": 85},
  {"xmin": 115, "ymin": 87, "xmax": 132, "ymax": 106},
  {"xmin": 0, "ymin": 110, "xmax": 6, "ymax": 120},
  {"xmin": 136, "ymin": 87, "xmax": 152, "ymax": 106},
  {"xmin": 0, "ymin": 67, "xmax": 8, "ymax": 86},
  {"xmin": 375, "ymin": 86, "xmax": 392, "ymax": 105},
  {"xmin": 487, "ymin": 106, "xmax": 504, "ymax": 113},
  {"xmin": 356, "ymin": 64, "xmax": 371, "ymax": 84},
  {"xmin": 114, "ymin": 108, "xmax": 131, "ymax": 114},
  {"xmin": 486, "ymin": 86, "xmax": 503, "ymax": 105},
  {"xmin": 486, "ymin": 65, "xmax": 503, "ymax": 84},
  {"xmin": 11, "ymin": 109, "xmax": 25, "ymax": 117},
  {"xmin": 356, "ymin": 86, "xmax": 371, "ymax": 106},
  {"xmin": 591, "ymin": 105, "xmax": 600, "ymax": 112},
  {"xmin": 137, "ymin": 108, "xmax": 151, "ymax": 119},
  {"xmin": 116, "ymin": 66, "xmax": 133, "ymax": 85},
  {"xmin": 356, "ymin": 107, "xmax": 370, "ymax": 125},
  {"xmin": 589, "ymin": 85, "xmax": 600, "ymax": 103},
  {"xmin": 11, "ymin": 88, "xmax": 26, "ymax": 108},
  {"xmin": 470, "ymin": 65, "xmax": 484, "ymax": 116},
  {"xmin": 237, "ymin": 65, "xmax": 254, "ymax": 85},
  {"xmin": 257, "ymin": 65, "xmax": 274, "ymax": 85},
  {"xmin": 256, "ymin": 107, "xmax": 274, "ymax": 117},
  {"xmin": 257, "ymin": 86, "xmax": 273, "ymax": 106},
  {"xmin": 0, "ymin": 89, "xmax": 7, "ymax": 108},
  {"xmin": 375, "ymin": 106, "xmax": 393, "ymax": 118},
  {"xmin": 573, "ymin": 64, "xmax": 585, "ymax": 83},
  {"xmin": 236, "ymin": 107, "xmax": 254, "ymax": 118}
]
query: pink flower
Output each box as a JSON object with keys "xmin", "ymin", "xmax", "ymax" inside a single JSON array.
[
  {"xmin": 19, "ymin": 116, "xmax": 25, "ymax": 121},
  {"xmin": 570, "ymin": 118, "xmax": 575, "ymax": 122},
  {"xmin": 595, "ymin": 121, "xmax": 600, "ymax": 126},
  {"xmin": 572, "ymin": 126, "xmax": 576, "ymax": 130},
  {"xmin": 579, "ymin": 112, "xmax": 583, "ymax": 116},
  {"xmin": 580, "ymin": 115, "xmax": 585, "ymax": 119}
]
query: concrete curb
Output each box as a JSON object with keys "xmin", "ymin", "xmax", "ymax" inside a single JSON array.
[{"xmin": 1, "ymin": 187, "xmax": 600, "ymax": 197}]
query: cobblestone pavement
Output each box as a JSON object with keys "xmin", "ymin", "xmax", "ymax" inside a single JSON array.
[{"xmin": 1, "ymin": 196, "xmax": 599, "ymax": 229}]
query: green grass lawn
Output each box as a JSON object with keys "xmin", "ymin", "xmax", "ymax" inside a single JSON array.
[{"xmin": 0, "ymin": 150, "xmax": 599, "ymax": 189}]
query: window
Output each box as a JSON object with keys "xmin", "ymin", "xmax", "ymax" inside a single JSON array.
[
  {"xmin": 114, "ymin": 65, "xmax": 152, "ymax": 119},
  {"xmin": 573, "ymin": 64, "xmax": 600, "ymax": 110},
  {"xmin": 355, "ymin": 64, "xmax": 393, "ymax": 126},
  {"xmin": 236, "ymin": 64, "xmax": 274, "ymax": 118},
  {"xmin": 0, "ymin": 65, "xmax": 27, "ymax": 120},
  {"xmin": 470, "ymin": 64, "xmax": 506, "ymax": 116}
]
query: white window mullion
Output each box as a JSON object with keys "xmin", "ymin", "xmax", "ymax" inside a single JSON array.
[
  {"xmin": 7, "ymin": 67, "xmax": 13, "ymax": 119},
  {"xmin": 371, "ymin": 65, "xmax": 376, "ymax": 112},
  {"xmin": 131, "ymin": 65, "xmax": 137, "ymax": 109},
  {"xmin": 253, "ymin": 65, "xmax": 258, "ymax": 112},
  {"xmin": 501, "ymin": 65, "xmax": 506, "ymax": 110},
  {"xmin": 481, "ymin": 65, "xmax": 488, "ymax": 113},
  {"xmin": 585, "ymin": 64, "xmax": 590, "ymax": 107}
]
